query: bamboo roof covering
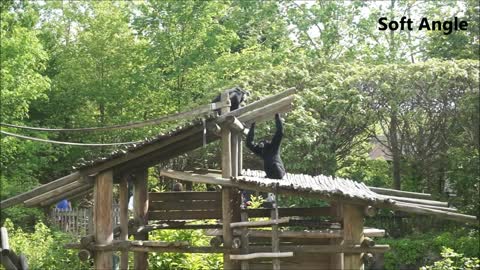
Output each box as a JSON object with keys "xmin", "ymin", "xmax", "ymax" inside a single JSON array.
[
  {"xmin": 159, "ymin": 169, "xmax": 478, "ymax": 225},
  {"xmin": 240, "ymin": 169, "xmax": 384, "ymax": 204}
]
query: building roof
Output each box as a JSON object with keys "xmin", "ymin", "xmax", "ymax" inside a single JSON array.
[
  {"xmin": 0, "ymin": 88, "xmax": 295, "ymax": 209},
  {"xmin": 159, "ymin": 169, "xmax": 478, "ymax": 225}
]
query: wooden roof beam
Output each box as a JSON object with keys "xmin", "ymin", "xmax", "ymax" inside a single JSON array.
[{"xmin": 0, "ymin": 171, "xmax": 81, "ymax": 209}]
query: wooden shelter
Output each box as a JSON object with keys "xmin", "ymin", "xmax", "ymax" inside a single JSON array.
[{"xmin": 1, "ymin": 87, "xmax": 477, "ymax": 270}]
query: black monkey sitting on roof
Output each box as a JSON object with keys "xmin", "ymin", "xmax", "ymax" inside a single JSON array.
[
  {"xmin": 246, "ymin": 113, "xmax": 286, "ymax": 179},
  {"xmin": 212, "ymin": 87, "xmax": 249, "ymax": 114}
]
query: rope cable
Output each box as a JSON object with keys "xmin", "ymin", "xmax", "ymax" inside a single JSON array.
[
  {"xmin": 0, "ymin": 101, "xmax": 227, "ymax": 133},
  {"xmin": 0, "ymin": 130, "xmax": 143, "ymax": 146}
]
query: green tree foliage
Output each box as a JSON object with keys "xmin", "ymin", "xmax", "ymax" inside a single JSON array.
[
  {"xmin": 0, "ymin": 1, "xmax": 478, "ymax": 268},
  {"xmin": 3, "ymin": 218, "xmax": 90, "ymax": 270}
]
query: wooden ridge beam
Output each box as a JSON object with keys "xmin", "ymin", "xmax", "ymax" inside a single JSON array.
[
  {"xmin": 217, "ymin": 87, "xmax": 296, "ymax": 122},
  {"xmin": 24, "ymin": 180, "xmax": 87, "ymax": 206},
  {"xmin": 39, "ymin": 184, "xmax": 93, "ymax": 207},
  {"xmin": 1, "ymin": 171, "xmax": 81, "ymax": 209}
]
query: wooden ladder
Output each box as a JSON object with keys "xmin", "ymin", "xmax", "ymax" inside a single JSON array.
[{"xmin": 230, "ymin": 188, "xmax": 293, "ymax": 270}]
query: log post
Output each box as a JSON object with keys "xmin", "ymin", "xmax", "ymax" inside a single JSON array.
[
  {"xmin": 271, "ymin": 204, "xmax": 280, "ymax": 270},
  {"xmin": 330, "ymin": 203, "xmax": 343, "ymax": 269},
  {"xmin": 220, "ymin": 91, "xmax": 236, "ymax": 269},
  {"xmin": 93, "ymin": 170, "xmax": 113, "ymax": 270},
  {"xmin": 343, "ymin": 204, "xmax": 364, "ymax": 270},
  {"xmin": 119, "ymin": 175, "xmax": 129, "ymax": 269},
  {"xmin": 134, "ymin": 169, "xmax": 149, "ymax": 270}
]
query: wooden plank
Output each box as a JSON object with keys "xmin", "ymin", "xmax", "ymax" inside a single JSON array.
[
  {"xmin": 66, "ymin": 241, "xmax": 390, "ymax": 254},
  {"xmin": 149, "ymin": 210, "xmax": 222, "ymax": 220},
  {"xmin": 245, "ymin": 207, "xmax": 334, "ymax": 218},
  {"xmin": 230, "ymin": 217, "xmax": 290, "ymax": 228},
  {"xmin": 343, "ymin": 204, "xmax": 364, "ymax": 269},
  {"xmin": 368, "ymin": 186, "xmax": 432, "ymax": 199},
  {"xmin": 160, "ymin": 170, "xmax": 235, "ymax": 187},
  {"xmin": 396, "ymin": 202, "xmax": 458, "ymax": 212},
  {"xmin": 249, "ymin": 244, "xmax": 390, "ymax": 254},
  {"xmin": 149, "ymin": 200, "xmax": 220, "ymax": 211},
  {"xmin": 205, "ymin": 229, "xmax": 344, "ymax": 239},
  {"xmin": 242, "ymin": 102, "xmax": 293, "ymax": 125},
  {"xmin": 93, "ymin": 170, "xmax": 113, "ymax": 270},
  {"xmin": 24, "ymin": 180, "xmax": 86, "ymax": 206},
  {"xmin": 385, "ymin": 202, "xmax": 479, "ymax": 225},
  {"xmin": 82, "ymin": 125, "xmax": 204, "ymax": 176},
  {"xmin": 1, "ymin": 171, "xmax": 81, "ymax": 209},
  {"xmin": 386, "ymin": 195, "xmax": 448, "ymax": 207},
  {"xmin": 217, "ymin": 87, "xmax": 296, "ymax": 122},
  {"xmin": 119, "ymin": 175, "xmax": 129, "ymax": 270},
  {"xmin": 39, "ymin": 184, "xmax": 92, "ymax": 207},
  {"xmin": 149, "ymin": 191, "xmax": 221, "ymax": 202},
  {"xmin": 230, "ymin": 252, "xmax": 293, "ymax": 260},
  {"xmin": 133, "ymin": 169, "xmax": 148, "ymax": 270},
  {"xmin": 115, "ymin": 130, "xmax": 216, "ymax": 175},
  {"xmin": 363, "ymin": 228, "xmax": 385, "ymax": 238}
]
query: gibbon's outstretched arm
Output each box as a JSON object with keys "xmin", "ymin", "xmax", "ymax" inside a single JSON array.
[
  {"xmin": 246, "ymin": 123, "xmax": 263, "ymax": 156},
  {"xmin": 271, "ymin": 113, "xmax": 283, "ymax": 152}
]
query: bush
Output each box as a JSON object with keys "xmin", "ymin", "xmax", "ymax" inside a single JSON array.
[
  {"xmin": 420, "ymin": 247, "xmax": 480, "ymax": 270},
  {"xmin": 3, "ymin": 218, "xmax": 90, "ymax": 270},
  {"xmin": 378, "ymin": 229, "xmax": 479, "ymax": 270},
  {"xmin": 148, "ymin": 228, "xmax": 222, "ymax": 270}
]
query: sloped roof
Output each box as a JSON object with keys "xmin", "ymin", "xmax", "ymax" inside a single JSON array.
[
  {"xmin": 160, "ymin": 169, "xmax": 479, "ymax": 225},
  {"xmin": 0, "ymin": 88, "xmax": 296, "ymax": 209},
  {"xmin": 240, "ymin": 169, "xmax": 384, "ymax": 204}
]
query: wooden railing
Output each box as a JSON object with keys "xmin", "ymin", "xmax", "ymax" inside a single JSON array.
[{"xmin": 50, "ymin": 205, "xmax": 121, "ymax": 236}]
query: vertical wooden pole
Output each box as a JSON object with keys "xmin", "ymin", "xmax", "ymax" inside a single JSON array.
[
  {"xmin": 271, "ymin": 204, "xmax": 280, "ymax": 270},
  {"xmin": 93, "ymin": 170, "xmax": 113, "ymax": 270},
  {"xmin": 134, "ymin": 169, "xmax": 149, "ymax": 270},
  {"xmin": 343, "ymin": 204, "xmax": 364, "ymax": 270},
  {"xmin": 330, "ymin": 202, "xmax": 344, "ymax": 269},
  {"xmin": 231, "ymin": 134, "xmax": 239, "ymax": 177},
  {"xmin": 221, "ymin": 91, "xmax": 236, "ymax": 269},
  {"xmin": 119, "ymin": 175, "xmax": 129, "ymax": 269},
  {"xmin": 238, "ymin": 140, "xmax": 243, "ymax": 175}
]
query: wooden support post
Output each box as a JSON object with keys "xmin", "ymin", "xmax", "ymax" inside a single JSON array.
[
  {"xmin": 330, "ymin": 203, "xmax": 343, "ymax": 269},
  {"xmin": 93, "ymin": 170, "xmax": 113, "ymax": 270},
  {"xmin": 343, "ymin": 204, "xmax": 364, "ymax": 270},
  {"xmin": 134, "ymin": 169, "xmax": 149, "ymax": 270},
  {"xmin": 220, "ymin": 91, "xmax": 237, "ymax": 270},
  {"xmin": 240, "ymin": 211, "xmax": 250, "ymax": 270},
  {"xmin": 119, "ymin": 175, "xmax": 129, "ymax": 269},
  {"xmin": 231, "ymin": 133, "xmax": 239, "ymax": 178},
  {"xmin": 271, "ymin": 204, "xmax": 281, "ymax": 270}
]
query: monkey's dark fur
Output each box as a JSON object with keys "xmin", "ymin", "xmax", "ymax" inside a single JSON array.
[
  {"xmin": 246, "ymin": 113, "xmax": 285, "ymax": 179},
  {"xmin": 212, "ymin": 87, "xmax": 249, "ymax": 114}
]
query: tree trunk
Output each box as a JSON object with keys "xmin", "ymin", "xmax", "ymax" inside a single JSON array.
[{"xmin": 390, "ymin": 112, "xmax": 401, "ymax": 190}]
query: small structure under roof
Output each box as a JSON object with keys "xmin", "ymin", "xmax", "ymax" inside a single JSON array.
[{"xmin": 1, "ymin": 87, "xmax": 477, "ymax": 270}]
